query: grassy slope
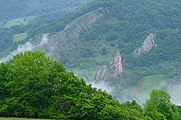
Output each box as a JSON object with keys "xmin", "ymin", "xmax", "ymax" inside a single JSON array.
[
  {"xmin": 5, "ymin": 16, "xmax": 35, "ymax": 28},
  {"xmin": 134, "ymin": 74, "xmax": 167, "ymax": 104},
  {"xmin": 141, "ymin": 74, "xmax": 166, "ymax": 93},
  {"xmin": 13, "ymin": 32, "xmax": 28, "ymax": 42}
]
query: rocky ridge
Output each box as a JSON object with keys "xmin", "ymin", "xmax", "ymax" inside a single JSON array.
[
  {"xmin": 36, "ymin": 7, "xmax": 108, "ymax": 53},
  {"xmin": 94, "ymin": 51, "xmax": 123, "ymax": 81},
  {"xmin": 133, "ymin": 33, "xmax": 156, "ymax": 57}
]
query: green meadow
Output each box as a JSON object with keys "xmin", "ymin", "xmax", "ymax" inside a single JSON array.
[
  {"xmin": 5, "ymin": 16, "xmax": 35, "ymax": 28},
  {"xmin": 141, "ymin": 74, "xmax": 166, "ymax": 93},
  {"xmin": 13, "ymin": 32, "xmax": 28, "ymax": 42}
]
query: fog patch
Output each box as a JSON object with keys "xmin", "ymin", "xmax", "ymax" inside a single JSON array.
[
  {"xmin": 0, "ymin": 42, "xmax": 33, "ymax": 63},
  {"xmin": 88, "ymin": 81, "xmax": 114, "ymax": 94},
  {"xmin": 134, "ymin": 75, "xmax": 181, "ymax": 106},
  {"xmin": 88, "ymin": 75, "xmax": 181, "ymax": 106},
  {"xmin": 160, "ymin": 76, "xmax": 181, "ymax": 106},
  {"xmin": 0, "ymin": 34, "xmax": 48, "ymax": 63},
  {"xmin": 168, "ymin": 82, "xmax": 181, "ymax": 106}
]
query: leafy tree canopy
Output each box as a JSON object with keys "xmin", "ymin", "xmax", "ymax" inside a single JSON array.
[
  {"xmin": 144, "ymin": 89, "xmax": 180, "ymax": 120},
  {"xmin": 0, "ymin": 51, "xmax": 180, "ymax": 119},
  {"xmin": 0, "ymin": 51, "xmax": 129, "ymax": 119}
]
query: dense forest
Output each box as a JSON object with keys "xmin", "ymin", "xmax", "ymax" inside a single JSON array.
[{"xmin": 0, "ymin": 51, "xmax": 180, "ymax": 119}]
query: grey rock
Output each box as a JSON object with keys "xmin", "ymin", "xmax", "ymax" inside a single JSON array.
[
  {"xmin": 133, "ymin": 33, "xmax": 156, "ymax": 57},
  {"xmin": 36, "ymin": 7, "xmax": 108, "ymax": 53},
  {"xmin": 94, "ymin": 51, "xmax": 123, "ymax": 81},
  {"xmin": 110, "ymin": 51, "xmax": 123, "ymax": 77}
]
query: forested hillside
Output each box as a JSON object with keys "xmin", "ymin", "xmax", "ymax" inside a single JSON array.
[
  {"xmin": 0, "ymin": 0, "xmax": 89, "ymax": 21},
  {"xmin": 0, "ymin": 0, "xmax": 90, "ymax": 57},
  {"xmin": 75, "ymin": 0, "xmax": 181, "ymax": 76},
  {"xmin": 18, "ymin": 0, "xmax": 181, "ymax": 78},
  {"xmin": 21, "ymin": 0, "xmax": 181, "ymax": 94}
]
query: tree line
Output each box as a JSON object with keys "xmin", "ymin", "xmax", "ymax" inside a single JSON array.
[{"xmin": 0, "ymin": 51, "xmax": 180, "ymax": 119}]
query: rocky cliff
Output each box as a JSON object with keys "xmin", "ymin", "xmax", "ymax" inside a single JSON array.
[
  {"xmin": 35, "ymin": 7, "xmax": 108, "ymax": 53},
  {"xmin": 94, "ymin": 51, "xmax": 123, "ymax": 81},
  {"xmin": 64, "ymin": 7, "xmax": 107, "ymax": 39},
  {"xmin": 133, "ymin": 33, "xmax": 156, "ymax": 57}
]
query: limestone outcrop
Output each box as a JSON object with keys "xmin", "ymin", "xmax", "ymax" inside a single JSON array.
[
  {"xmin": 37, "ymin": 7, "xmax": 108, "ymax": 53},
  {"xmin": 133, "ymin": 33, "xmax": 156, "ymax": 57},
  {"xmin": 64, "ymin": 7, "xmax": 106, "ymax": 39},
  {"xmin": 110, "ymin": 51, "xmax": 123, "ymax": 76},
  {"xmin": 94, "ymin": 51, "xmax": 123, "ymax": 81}
]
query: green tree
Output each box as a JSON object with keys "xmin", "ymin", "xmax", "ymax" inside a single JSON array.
[
  {"xmin": 122, "ymin": 100, "xmax": 149, "ymax": 120},
  {"xmin": 0, "ymin": 51, "xmax": 130, "ymax": 119},
  {"xmin": 144, "ymin": 89, "xmax": 180, "ymax": 120},
  {"xmin": 101, "ymin": 47, "xmax": 108, "ymax": 55},
  {"xmin": 0, "ymin": 63, "xmax": 8, "ymax": 100},
  {"xmin": 0, "ymin": 51, "xmax": 65, "ymax": 117}
]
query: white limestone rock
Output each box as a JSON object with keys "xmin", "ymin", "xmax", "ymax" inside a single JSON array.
[
  {"xmin": 94, "ymin": 51, "xmax": 123, "ymax": 81},
  {"xmin": 133, "ymin": 33, "xmax": 156, "ymax": 57}
]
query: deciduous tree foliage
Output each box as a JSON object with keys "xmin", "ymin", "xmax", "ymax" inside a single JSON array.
[
  {"xmin": 0, "ymin": 51, "xmax": 180, "ymax": 119},
  {"xmin": 0, "ymin": 51, "xmax": 65, "ymax": 117},
  {"xmin": 0, "ymin": 51, "xmax": 129, "ymax": 119},
  {"xmin": 144, "ymin": 89, "xmax": 180, "ymax": 120}
]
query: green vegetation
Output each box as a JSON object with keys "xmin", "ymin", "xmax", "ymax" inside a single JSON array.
[
  {"xmin": 13, "ymin": 32, "xmax": 28, "ymax": 42},
  {"xmin": 1, "ymin": 0, "xmax": 180, "ymax": 81},
  {"xmin": 0, "ymin": 1, "xmax": 181, "ymax": 118},
  {"xmin": 0, "ymin": 0, "xmax": 91, "ymax": 57},
  {"xmin": 178, "ymin": 106, "xmax": 181, "ymax": 116},
  {"xmin": 0, "ymin": 51, "xmax": 127, "ymax": 119},
  {"xmin": 0, "ymin": 118, "xmax": 48, "ymax": 120},
  {"xmin": 0, "ymin": 51, "xmax": 180, "ymax": 119},
  {"xmin": 0, "ymin": 51, "xmax": 181, "ymax": 120},
  {"xmin": 0, "ymin": 0, "xmax": 90, "ymax": 21},
  {"xmin": 0, "ymin": 28, "xmax": 13, "ymax": 52},
  {"xmin": 56, "ymin": 0, "xmax": 181, "ymax": 97},
  {"xmin": 141, "ymin": 74, "xmax": 166, "ymax": 93},
  {"xmin": 20, "ymin": 0, "xmax": 181, "ymax": 83},
  {"xmin": 144, "ymin": 89, "xmax": 180, "ymax": 120},
  {"xmin": 5, "ymin": 17, "xmax": 35, "ymax": 28}
]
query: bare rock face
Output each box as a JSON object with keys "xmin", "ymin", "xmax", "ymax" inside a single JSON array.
[
  {"xmin": 110, "ymin": 51, "xmax": 123, "ymax": 76},
  {"xmin": 44, "ymin": 7, "xmax": 108, "ymax": 51},
  {"xmin": 94, "ymin": 51, "xmax": 123, "ymax": 81},
  {"xmin": 94, "ymin": 65, "xmax": 111, "ymax": 81},
  {"xmin": 64, "ymin": 7, "xmax": 106, "ymax": 39},
  {"xmin": 31, "ymin": 7, "xmax": 108, "ymax": 56},
  {"xmin": 133, "ymin": 33, "xmax": 156, "ymax": 57}
]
